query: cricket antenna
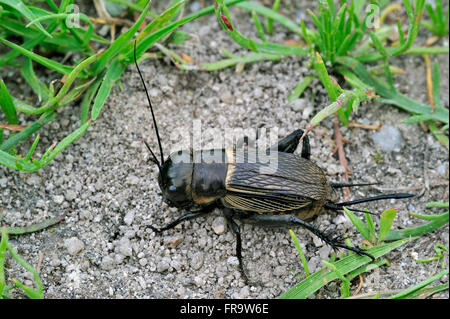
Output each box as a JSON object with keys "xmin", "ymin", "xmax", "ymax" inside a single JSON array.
[
  {"xmin": 334, "ymin": 193, "xmax": 414, "ymax": 207},
  {"xmin": 324, "ymin": 193, "xmax": 414, "ymax": 214},
  {"xmin": 134, "ymin": 40, "xmax": 165, "ymax": 168}
]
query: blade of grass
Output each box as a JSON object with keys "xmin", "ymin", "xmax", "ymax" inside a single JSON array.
[
  {"xmin": 23, "ymin": 134, "xmax": 40, "ymax": 162},
  {"xmin": 288, "ymin": 75, "xmax": 314, "ymax": 102},
  {"xmin": 0, "ymin": 0, "xmax": 52, "ymax": 38},
  {"xmin": 38, "ymin": 119, "xmax": 92, "ymax": 167},
  {"xmin": 279, "ymin": 238, "xmax": 414, "ymax": 299},
  {"xmin": 7, "ymin": 243, "xmax": 42, "ymax": 298},
  {"xmin": 6, "ymin": 213, "xmax": 66, "ymax": 235},
  {"xmin": 252, "ymin": 10, "xmax": 266, "ymax": 42},
  {"xmin": 385, "ymin": 212, "xmax": 449, "ymax": 241},
  {"xmin": 336, "ymin": 56, "xmax": 449, "ymax": 126},
  {"xmin": 236, "ymin": 1, "xmax": 302, "ymax": 34},
  {"xmin": 90, "ymin": 0, "xmax": 150, "ymax": 76},
  {"xmin": 91, "ymin": 60, "xmax": 126, "ymax": 120},
  {"xmin": 0, "ymin": 21, "xmax": 59, "ymax": 67},
  {"xmin": 0, "ymin": 227, "xmax": 7, "ymax": 297},
  {"xmin": 0, "ymin": 111, "xmax": 56, "ymax": 152},
  {"xmin": 343, "ymin": 207, "xmax": 370, "ymax": 241},
  {"xmin": 289, "ymin": 230, "xmax": 310, "ymax": 277},
  {"xmin": 378, "ymin": 208, "xmax": 398, "ymax": 243},
  {"xmin": 365, "ymin": 212, "xmax": 377, "ymax": 243},
  {"xmin": 265, "ymin": 0, "xmax": 281, "ymax": 35},
  {"xmin": 81, "ymin": 77, "xmax": 102, "ymax": 124},
  {"xmin": 0, "ymin": 38, "xmax": 73, "ymax": 75},
  {"xmin": 20, "ymin": 58, "xmax": 49, "ymax": 102},
  {"xmin": 389, "ymin": 269, "xmax": 449, "ymax": 299},
  {"xmin": 0, "ymin": 79, "xmax": 19, "ymax": 125},
  {"xmin": 322, "ymin": 260, "xmax": 350, "ymax": 298}
]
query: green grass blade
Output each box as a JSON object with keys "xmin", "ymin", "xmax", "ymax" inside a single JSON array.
[
  {"xmin": 38, "ymin": 119, "xmax": 92, "ymax": 168},
  {"xmin": 336, "ymin": 56, "xmax": 449, "ymax": 125},
  {"xmin": 432, "ymin": 61, "xmax": 442, "ymax": 107},
  {"xmin": 81, "ymin": 77, "xmax": 102, "ymax": 124},
  {"xmin": 279, "ymin": 238, "xmax": 414, "ymax": 299},
  {"xmin": 0, "ymin": 38, "xmax": 73, "ymax": 75},
  {"xmin": 265, "ymin": 0, "xmax": 281, "ymax": 35},
  {"xmin": 91, "ymin": 60, "xmax": 126, "ymax": 120},
  {"xmin": 0, "ymin": 0, "xmax": 52, "ymax": 38},
  {"xmin": 7, "ymin": 244, "xmax": 42, "ymax": 298},
  {"xmin": 20, "ymin": 58, "xmax": 49, "ymax": 102},
  {"xmin": 23, "ymin": 134, "xmax": 40, "ymax": 162},
  {"xmin": 312, "ymin": 52, "xmax": 337, "ymax": 101},
  {"xmin": 90, "ymin": 0, "xmax": 150, "ymax": 75},
  {"xmin": 252, "ymin": 10, "xmax": 266, "ymax": 42},
  {"xmin": 365, "ymin": 212, "xmax": 376, "ymax": 243},
  {"xmin": 0, "ymin": 227, "xmax": 7, "ymax": 297},
  {"xmin": 0, "ymin": 21, "xmax": 59, "ymax": 67},
  {"xmin": 343, "ymin": 207, "xmax": 370, "ymax": 241},
  {"xmin": 6, "ymin": 213, "xmax": 65, "ymax": 235},
  {"xmin": 289, "ymin": 230, "xmax": 310, "ymax": 277},
  {"xmin": 385, "ymin": 212, "xmax": 449, "ymax": 241},
  {"xmin": 378, "ymin": 208, "xmax": 397, "ymax": 243},
  {"xmin": 0, "ymin": 111, "xmax": 55, "ymax": 152},
  {"xmin": 0, "ymin": 79, "xmax": 19, "ymax": 125},
  {"xmin": 130, "ymin": 14, "xmax": 201, "ymax": 61},
  {"xmin": 288, "ymin": 75, "xmax": 314, "ymax": 102},
  {"xmin": 425, "ymin": 202, "xmax": 449, "ymax": 209},
  {"xmin": 389, "ymin": 269, "xmax": 449, "ymax": 299},
  {"xmin": 236, "ymin": 1, "xmax": 302, "ymax": 34}
]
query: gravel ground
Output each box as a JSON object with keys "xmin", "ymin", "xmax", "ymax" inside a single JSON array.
[{"xmin": 0, "ymin": 1, "xmax": 448, "ymax": 299}]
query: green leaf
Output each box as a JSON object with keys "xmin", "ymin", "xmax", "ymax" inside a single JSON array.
[
  {"xmin": 168, "ymin": 31, "xmax": 190, "ymax": 44},
  {"xmin": 20, "ymin": 58, "xmax": 49, "ymax": 102},
  {"xmin": 432, "ymin": 61, "xmax": 442, "ymax": 108},
  {"xmin": 0, "ymin": 111, "xmax": 55, "ymax": 152},
  {"xmin": 378, "ymin": 208, "xmax": 397, "ymax": 243},
  {"xmin": 0, "ymin": 38, "xmax": 73, "ymax": 75},
  {"xmin": 0, "ymin": 79, "xmax": 18, "ymax": 125},
  {"xmin": 0, "ymin": 0, "xmax": 53, "ymax": 38},
  {"xmin": 288, "ymin": 75, "xmax": 314, "ymax": 102},
  {"xmin": 385, "ymin": 212, "xmax": 449, "ymax": 241},
  {"xmin": 236, "ymin": 1, "xmax": 301, "ymax": 34},
  {"xmin": 389, "ymin": 269, "xmax": 449, "ymax": 299},
  {"xmin": 289, "ymin": 230, "xmax": 310, "ymax": 277},
  {"xmin": 0, "ymin": 227, "xmax": 8, "ymax": 297},
  {"xmin": 279, "ymin": 238, "xmax": 414, "ymax": 299},
  {"xmin": 38, "ymin": 119, "xmax": 92, "ymax": 167},
  {"xmin": 91, "ymin": 60, "xmax": 126, "ymax": 120},
  {"xmin": 90, "ymin": 0, "xmax": 150, "ymax": 75},
  {"xmin": 343, "ymin": 207, "xmax": 370, "ymax": 241}
]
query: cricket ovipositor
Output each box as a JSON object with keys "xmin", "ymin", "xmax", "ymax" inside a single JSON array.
[{"xmin": 133, "ymin": 42, "xmax": 413, "ymax": 282}]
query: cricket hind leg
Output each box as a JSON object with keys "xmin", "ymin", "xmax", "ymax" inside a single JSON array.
[{"xmin": 241, "ymin": 213, "xmax": 375, "ymax": 261}]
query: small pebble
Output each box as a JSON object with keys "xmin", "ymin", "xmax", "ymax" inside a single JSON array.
[
  {"xmin": 227, "ymin": 256, "xmax": 239, "ymax": 266},
  {"xmin": 118, "ymin": 238, "xmax": 133, "ymax": 257},
  {"xmin": 211, "ymin": 217, "xmax": 226, "ymax": 235},
  {"xmin": 65, "ymin": 237, "xmax": 84, "ymax": 255},
  {"xmin": 53, "ymin": 195, "xmax": 65, "ymax": 205},
  {"xmin": 124, "ymin": 211, "xmax": 135, "ymax": 226},
  {"xmin": 165, "ymin": 235, "xmax": 184, "ymax": 249},
  {"xmin": 157, "ymin": 258, "xmax": 171, "ymax": 273},
  {"xmin": 65, "ymin": 190, "xmax": 77, "ymax": 201},
  {"xmin": 190, "ymin": 252, "xmax": 204, "ymax": 270},
  {"xmin": 371, "ymin": 125, "xmax": 404, "ymax": 152}
]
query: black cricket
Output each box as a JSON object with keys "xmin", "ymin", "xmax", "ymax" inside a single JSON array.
[{"xmin": 134, "ymin": 43, "xmax": 413, "ymax": 283}]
